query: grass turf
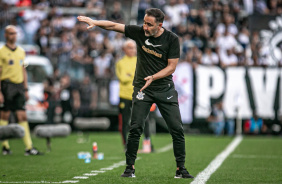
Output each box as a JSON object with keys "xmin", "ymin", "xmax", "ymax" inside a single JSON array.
[{"xmin": 0, "ymin": 133, "xmax": 281, "ymax": 184}]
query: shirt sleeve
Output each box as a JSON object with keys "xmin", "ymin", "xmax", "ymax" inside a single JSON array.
[
  {"xmin": 167, "ymin": 36, "xmax": 180, "ymax": 59},
  {"xmin": 22, "ymin": 49, "xmax": 26, "ymax": 67},
  {"xmin": 124, "ymin": 25, "xmax": 142, "ymax": 41}
]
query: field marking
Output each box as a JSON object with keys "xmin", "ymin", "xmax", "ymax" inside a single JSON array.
[
  {"xmin": 72, "ymin": 177, "xmax": 88, "ymax": 179},
  {"xmin": 191, "ymin": 135, "xmax": 243, "ymax": 184},
  {"xmin": 0, "ymin": 182, "xmax": 63, "ymax": 183},
  {"xmin": 0, "ymin": 143, "xmax": 174, "ymax": 184},
  {"xmin": 90, "ymin": 170, "xmax": 105, "ymax": 173},
  {"xmin": 82, "ymin": 173, "xmax": 97, "ymax": 176},
  {"xmin": 155, "ymin": 143, "xmax": 173, "ymax": 154},
  {"xmin": 62, "ymin": 181, "xmax": 79, "ymax": 183},
  {"xmin": 66, "ymin": 157, "xmax": 141, "ymax": 183},
  {"xmin": 232, "ymin": 154, "xmax": 282, "ymax": 159}
]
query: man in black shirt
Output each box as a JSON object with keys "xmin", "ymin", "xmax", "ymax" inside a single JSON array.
[{"xmin": 77, "ymin": 8, "xmax": 194, "ymax": 179}]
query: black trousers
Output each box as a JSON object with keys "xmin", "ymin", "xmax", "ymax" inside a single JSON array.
[
  {"xmin": 126, "ymin": 82, "xmax": 185, "ymax": 167},
  {"xmin": 119, "ymin": 98, "xmax": 151, "ymax": 146}
]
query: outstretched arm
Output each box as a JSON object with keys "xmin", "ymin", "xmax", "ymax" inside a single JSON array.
[{"xmin": 77, "ymin": 16, "xmax": 125, "ymax": 33}]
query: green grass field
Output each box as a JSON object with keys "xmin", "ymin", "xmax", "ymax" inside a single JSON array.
[{"xmin": 0, "ymin": 133, "xmax": 282, "ymax": 184}]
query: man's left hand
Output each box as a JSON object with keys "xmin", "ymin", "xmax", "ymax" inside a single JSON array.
[{"xmin": 140, "ymin": 76, "xmax": 154, "ymax": 92}]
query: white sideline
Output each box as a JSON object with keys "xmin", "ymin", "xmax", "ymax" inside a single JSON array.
[
  {"xmin": 72, "ymin": 177, "xmax": 88, "ymax": 179},
  {"xmin": 191, "ymin": 135, "xmax": 243, "ymax": 184},
  {"xmin": 155, "ymin": 143, "xmax": 173, "ymax": 154},
  {"xmin": 0, "ymin": 142, "xmax": 174, "ymax": 184},
  {"xmin": 232, "ymin": 154, "xmax": 282, "ymax": 159},
  {"xmin": 0, "ymin": 182, "xmax": 70, "ymax": 184}
]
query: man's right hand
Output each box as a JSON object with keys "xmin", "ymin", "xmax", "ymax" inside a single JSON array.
[
  {"xmin": 0, "ymin": 92, "xmax": 4, "ymax": 104},
  {"xmin": 77, "ymin": 16, "xmax": 96, "ymax": 30}
]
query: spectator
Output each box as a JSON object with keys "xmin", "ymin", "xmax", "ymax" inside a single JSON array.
[
  {"xmin": 57, "ymin": 32, "xmax": 73, "ymax": 75},
  {"xmin": 250, "ymin": 31, "xmax": 261, "ymax": 66},
  {"xmin": 242, "ymin": 0, "xmax": 254, "ymax": 15},
  {"xmin": 93, "ymin": 50, "xmax": 112, "ymax": 78},
  {"xmin": 215, "ymin": 14, "xmax": 238, "ymax": 37},
  {"xmin": 244, "ymin": 111, "xmax": 267, "ymax": 134},
  {"xmin": 2, "ymin": 0, "xmax": 19, "ymax": 6},
  {"xmin": 59, "ymin": 74, "xmax": 80, "ymax": 124},
  {"xmin": 77, "ymin": 75, "xmax": 97, "ymax": 117},
  {"xmin": 94, "ymin": 50, "xmax": 112, "ymax": 107},
  {"xmin": 211, "ymin": 0, "xmax": 223, "ymax": 26},
  {"xmin": 207, "ymin": 101, "xmax": 225, "ymax": 136},
  {"xmin": 36, "ymin": 0, "xmax": 50, "ymax": 9},
  {"xmin": 70, "ymin": 43, "xmax": 86, "ymax": 80},
  {"xmin": 109, "ymin": 1, "xmax": 124, "ymax": 23},
  {"xmin": 0, "ymin": 3, "xmax": 16, "ymax": 41},
  {"xmin": 200, "ymin": 47, "xmax": 219, "ymax": 66},
  {"xmin": 16, "ymin": 0, "xmax": 32, "ymax": 7},
  {"xmin": 207, "ymin": 101, "xmax": 234, "ymax": 136},
  {"xmin": 219, "ymin": 49, "xmax": 238, "ymax": 68},
  {"xmin": 35, "ymin": 27, "xmax": 50, "ymax": 56},
  {"xmin": 185, "ymin": 45, "xmax": 202, "ymax": 68},
  {"xmin": 177, "ymin": 0, "xmax": 190, "ymax": 17},
  {"xmin": 237, "ymin": 27, "xmax": 250, "ymax": 50},
  {"xmin": 230, "ymin": 0, "xmax": 242, "ymax": 23},
  {"xmin": 138, "ymin": 0, "xmax": 152, "ymax": 23},
  {"xmin": 23, "ymin": 4, "xmax": 47, "ymax": 44},
  {"xmin": 191, "ymin": 8, "xmax": 208, "ymax": 26},
  {"xmin": 254, "ymin": 0, "xmax": 269, "ymax": 14},
  {"xmin": 86, "ymin": 0, "xmax": 104, "ymax": 10},
  {"xmin": 164, "ymin": 0, "xmax": 183, "ymax": 31},
  {"xmin": 71, "ymin": 0, "xmax": 86, "ymax": 7},
  {"xmin": 111, "ymin": 33, "xmax": 126, "ymax": 56},
  {"xmin": 42, "ymin": 77, "xmax": 56, "ymax": 124},
  {"xmin": 268, "ymin": 0, "xmax": 279, "ymax": 15},
  {"xmin": 216, "ymin": 28, "xmax": 238, "ymax": 57}
]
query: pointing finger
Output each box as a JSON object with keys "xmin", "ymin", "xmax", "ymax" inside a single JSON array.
[{"xmin": 87, "ymin": 25, "xmax": 94, "ymax": 30}]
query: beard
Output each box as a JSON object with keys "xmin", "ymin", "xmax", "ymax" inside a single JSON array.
[{"xmin": 145, "ymin": 29, "xmax": 159, "ymax": 37}]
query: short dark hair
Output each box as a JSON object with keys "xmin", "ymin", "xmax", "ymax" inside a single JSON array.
[{"xmin": 145, "ymin": 8, "xmax": 165, "ymax": 23}]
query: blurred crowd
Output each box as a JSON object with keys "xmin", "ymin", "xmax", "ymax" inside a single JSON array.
[
  {"xmin": 1, "ymin": 0, "xmax": 282, "ymax": 81},
  {"xmin": 0, "ymin": 0, "xmax": 282, "ymax": 130}
]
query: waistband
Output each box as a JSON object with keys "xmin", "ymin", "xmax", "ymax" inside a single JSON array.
[
  {"xmin": 134, "ymin": 81, "xmax": 175, "ymax": 92},
  {"xmin": 1, "ymin": 79, "xmax": 23, "ymax": 85}
]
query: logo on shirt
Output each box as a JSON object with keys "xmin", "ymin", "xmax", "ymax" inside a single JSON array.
[
  {"xmin": 145, "ymin": 39, "xmax": 162, "ymax": 47},
  {"xmin": 8, "ymin": 60, "xmax": 14, "ymax": 65},
  {"xmin": 142, "ymin": 45, "xmax": 162, "ymax": 58},
  {"xmin": 136, "ymin": 91, "xmax": 145, "ymax": 100}
]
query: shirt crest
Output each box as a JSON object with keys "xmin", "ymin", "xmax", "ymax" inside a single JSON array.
[{"xmin": 136, "ymin": 91, "xmax": 145, "ymax": 100}]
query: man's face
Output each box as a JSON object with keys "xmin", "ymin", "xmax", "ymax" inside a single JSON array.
[
  {"xmin": 143, "ymin": 14, "xmax": 162, "ymax": 37},
  {"xmin": 83, "ymin": 76, "xmax": 90, "ymax": 84},
  {"xmin": 124, "ymin": 42, "xmax": 136, "ymax": 57},
  {"xmin": 217, "ymin": 102, "xmax": 223, "ymax": 109},
  {"xmin": 60, "ymin": 76, "xmax": 70, "ymax": 87},
  {"xmin": 5, "ymin": 27, "xmax": 17, "ymax": 43}
]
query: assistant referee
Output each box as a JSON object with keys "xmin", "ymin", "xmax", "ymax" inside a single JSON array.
[
  {"xmin": 78, "ymin": 8, "xmax": 193, "ymax": 179},
  {"xmin": 0, "ymin": 25, "xmax": 42, "ymax": 156}
]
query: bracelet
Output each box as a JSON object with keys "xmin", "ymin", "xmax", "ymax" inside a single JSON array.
[
  {"xmin": 151, "ymin": 75, "xmax": 154, "ymax": 81},
  {"xmin": 24, "ymin": 88, "xmax": 28, "ymax": 91}
]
